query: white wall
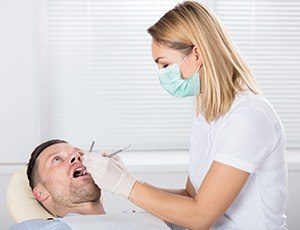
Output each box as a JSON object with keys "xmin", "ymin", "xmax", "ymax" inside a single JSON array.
[{"xmin": 0, "ymin": 0, "xmax": 40, "ymax": 164}]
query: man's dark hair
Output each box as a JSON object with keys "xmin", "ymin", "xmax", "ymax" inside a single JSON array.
[{"xmin": 27, "ymin": 139, "xmax": 67, "ymax": 190}]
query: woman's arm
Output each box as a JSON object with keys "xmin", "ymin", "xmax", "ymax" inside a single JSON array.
[
  {"xmin": 143, "ymin": 176, "xmax": 196, "ymax": 197},
  {"xmin": 129, "ymin": 161, "xmax": 249, "ymax": 230},
  {"xmin": 142, "ymin": 184, "xmax": 189, "ymax": 196},
  {"xmin": 83, "ymin": 153, "xmax": 249, "ymax": 229},
  {"xmin": 186, "ymin": 176, "xmax": 197, "ymax": 198},
  {"xmin": 98, "ymin": 152, "xmax": 193, "ymax": 197}
]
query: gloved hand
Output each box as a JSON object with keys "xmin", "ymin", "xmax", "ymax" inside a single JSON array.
[
  {"xmin": 82, "ymin": 151, "xmax": 137, "ymax": 199},
  {"xmin": 98, "ymin": 149, "xmax": 128, "ymax": 172}
]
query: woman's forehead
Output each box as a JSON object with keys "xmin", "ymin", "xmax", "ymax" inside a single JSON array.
[{"xmin": 151, "ymin": 41, "xmax": 180, "ymax": 61}]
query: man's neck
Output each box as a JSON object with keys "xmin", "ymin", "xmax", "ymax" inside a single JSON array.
[{"xmin": 55, "ymin": 200, "xmax": 106, "ymax": 217}]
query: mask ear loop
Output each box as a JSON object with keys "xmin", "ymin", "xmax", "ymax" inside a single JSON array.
[
  {"xmin": 179, "ymin": 55, "xmax": 189, "ymax": 65},
  {"xmin": 196, "ymin": 64, "xmax": 204, "ymax": 93}
]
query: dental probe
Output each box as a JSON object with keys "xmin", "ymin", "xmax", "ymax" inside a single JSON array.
[
  {"xmin": 88, "ymin": 141, "xmax": 131, "ymax": 158},
  {"xmin": 107, "ymin": 144, "xmax": 132, "ymax": 158},
  {"xmin": 89, "ymin": 141, "xmax": 95, "ymax": 152}
]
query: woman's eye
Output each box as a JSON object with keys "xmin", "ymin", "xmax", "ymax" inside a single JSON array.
[{"xmin": 162, "ymin": 64, "xmax": 169, "ymax": 69}]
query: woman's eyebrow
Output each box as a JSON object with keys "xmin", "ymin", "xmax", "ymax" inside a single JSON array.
[{"xmin": 154, "ymin": 56, "xmax": 166, "ymax": 63}]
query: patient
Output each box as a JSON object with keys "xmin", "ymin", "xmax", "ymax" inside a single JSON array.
[
  {"xmin": 26, "ymin": 139, "xmax": 104, "ymax": 217},
  {"xmin": 11, "ymin": 139, "xmax": 181, "ymax": 230}
]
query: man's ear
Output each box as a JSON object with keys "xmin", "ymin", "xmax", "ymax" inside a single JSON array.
[{"xmin": 33, "ymin": 184, "xmax": 50, "ymax": 202}]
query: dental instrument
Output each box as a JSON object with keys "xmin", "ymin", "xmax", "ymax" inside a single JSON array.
[
  {"xmin": 89, "ymin": 141, "xmax": 95, "ymax": 152},
  {"xmin": 107, "ymin": 144, "xmax": 132, "ymax": 158},
  {"xmin": 88, "ymin": 141, "xmax": 131, "ymax": 158}
]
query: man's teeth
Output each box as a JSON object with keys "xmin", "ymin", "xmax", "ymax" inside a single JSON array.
[
  {"xmin": 74, "ymin": 168, "xmax": 88, "ymax": 178},
  {"xmin": 81, "ymin": 169, "xmax": 87, "ymax": 175}
]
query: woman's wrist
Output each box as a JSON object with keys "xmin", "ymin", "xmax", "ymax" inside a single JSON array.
[{"xmin": 128, "ymin": 180, "xmax": 144, "ymax": 201}]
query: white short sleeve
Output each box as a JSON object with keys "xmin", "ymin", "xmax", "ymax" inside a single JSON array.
[{"xmin": 214, "ymin": 106, "xmax": 276, "ymax": 173}]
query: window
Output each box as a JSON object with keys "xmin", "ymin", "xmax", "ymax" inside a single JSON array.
[
  {"xmin": 214, "ymin": 0, "xmax": 300, "ymax": 148},
  {"xmin": 39, "ymin": 0, "xmax": 300, "ymax": 151},
  {"xmin": 40, "ymin": 0, "xmax": 194, "ymax": 151}
]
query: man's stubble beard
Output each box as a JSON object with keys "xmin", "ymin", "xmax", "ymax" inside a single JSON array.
[{"xmin": 46, "ymin": 177, "xmax": 101, "ymax": 208}]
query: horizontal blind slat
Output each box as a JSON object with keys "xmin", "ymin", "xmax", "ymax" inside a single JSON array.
[
  {"xmin": 215, "ymin": 0, "xmax": 300, "ymax": 148},
  {"xmin": 43, "ymin": 0, "xmax": 191, "ymax": 150}
]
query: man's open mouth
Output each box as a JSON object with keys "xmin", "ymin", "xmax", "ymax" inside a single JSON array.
[{"xmin": 72, "ymin": 166, "xmax": 89, "ymax": 178}]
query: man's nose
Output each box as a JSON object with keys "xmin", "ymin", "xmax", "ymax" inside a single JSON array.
[{"xmin": 69, "ymin": 152, "xmax": 82, "ymax": 164}]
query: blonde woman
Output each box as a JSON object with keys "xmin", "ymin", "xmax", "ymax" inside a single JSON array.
[{"xmin": 83, "ymin": 1, "xmax": 288, "ymax": 229}]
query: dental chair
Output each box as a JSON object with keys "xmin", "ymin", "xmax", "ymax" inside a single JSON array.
[{"xmin": 6, "ymin": 166, "xmax": 103, "ymax": 223}]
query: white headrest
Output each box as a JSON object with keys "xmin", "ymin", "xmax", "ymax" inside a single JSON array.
[{"xmin": 6, "ymin": 166, "xmax": 53, "ymax": 222}]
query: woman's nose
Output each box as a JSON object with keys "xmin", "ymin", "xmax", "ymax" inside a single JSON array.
[{"xmin": 70, "ymin": 153, "xmax": 82, "ymax": 164}]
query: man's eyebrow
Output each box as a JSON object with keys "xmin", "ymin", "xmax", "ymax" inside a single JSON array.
[
  {"xmin": 154, "ymin": 56, "xmax": 166, "ymax": 63},
  {"xmin": 45, "ymin": 148, "xmax": 83, "ymax": 163},
  {"xmin": 75, "ymin": 148, "xmax": 84, "ymax": 155},
  {"xmin": 45, "ymin": 151, "xmax": 60, "ymax": 163}
]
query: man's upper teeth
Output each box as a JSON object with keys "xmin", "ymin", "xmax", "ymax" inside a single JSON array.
[{"xmin": 74, "ymin": 168, "xmax": 86, "ymax": 176}]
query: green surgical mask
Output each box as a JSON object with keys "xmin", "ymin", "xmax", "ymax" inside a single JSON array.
[{"xmin": 157, "ymin": 55, "xmax": 200, "ymax": 98}]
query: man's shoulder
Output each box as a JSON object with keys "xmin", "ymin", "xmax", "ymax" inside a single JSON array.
[{"xmin": 9, "ymin": 219, "xmax": 71, "ymax": 230}]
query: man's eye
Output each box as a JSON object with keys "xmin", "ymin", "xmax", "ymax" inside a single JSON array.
[{"xmin": 52, "ymin": 156, "xmax": 61, "ymax": 163}]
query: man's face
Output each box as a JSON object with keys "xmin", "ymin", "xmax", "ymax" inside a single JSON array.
[{"xmin": 36, "ymin": 142, "xmax": 101, "ymax": 207}]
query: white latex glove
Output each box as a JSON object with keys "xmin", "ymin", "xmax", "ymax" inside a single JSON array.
[
  {"xmin": 82, "ymin": 152, "xmax": 137, "ymax": 199},
  {"xmin": 98, "ymin": 149, "xmax": 128, "ymax": 172}
]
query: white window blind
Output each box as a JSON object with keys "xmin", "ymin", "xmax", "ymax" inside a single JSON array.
[
  {"xmin": 214, "ymin": 0, "xmax": 300, "ymax": 149},
  {"xmin": 40, "ymin": 0, "xmax": 194, "ymax": 151},
  {"xmin": 40, "ymin": 0, "xmax": 300, "ymax": 151}
]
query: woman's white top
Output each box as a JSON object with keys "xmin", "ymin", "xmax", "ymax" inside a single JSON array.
[{"xmin": 189, "ymin": 91, "xmax": 288, "ymax": 229}]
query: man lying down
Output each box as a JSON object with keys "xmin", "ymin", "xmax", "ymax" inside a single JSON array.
[{"xmin": 11, "ymin": 139, "xmax": 182, "ymax": 230}]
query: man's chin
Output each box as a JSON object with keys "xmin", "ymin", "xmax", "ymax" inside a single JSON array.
[{"xmin": 71, "ymin": 176, "xmax": 101, "ymax": 199}]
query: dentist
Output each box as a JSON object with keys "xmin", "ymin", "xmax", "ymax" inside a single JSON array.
[{"xmin": 83, "ymin": 1, "xmax": 288, "ymax": 229}]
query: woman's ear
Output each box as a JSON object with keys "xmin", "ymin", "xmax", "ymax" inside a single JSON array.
[
  {"xmin": 192, "ymin": 46, "xmax": 203, "ymax": 67},
  {"xmin": 33, "ymin": 185, "xmax": 50, "ymax": 202},
  {"xmin": 193, "ymin": 46, "xmax": 202, "ymax": 61}
]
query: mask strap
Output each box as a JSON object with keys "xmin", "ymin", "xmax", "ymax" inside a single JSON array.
[{"xmin": 179, "ymin": 55, "xmax": 189, "ymax": 65}]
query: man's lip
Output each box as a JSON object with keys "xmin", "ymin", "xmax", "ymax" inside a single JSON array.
[
  {"xmin": 70, "ymin": 164, "xmax": 87, "ymax": 178},
  {"xmin": 74, "ymin": 173, "xmax": 92, "ymax": 180}
]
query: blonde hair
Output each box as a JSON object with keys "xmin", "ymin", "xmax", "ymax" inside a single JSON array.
[{"xmin": 147, "ymin": 1, "xmax": 260, "ymax": 122}]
